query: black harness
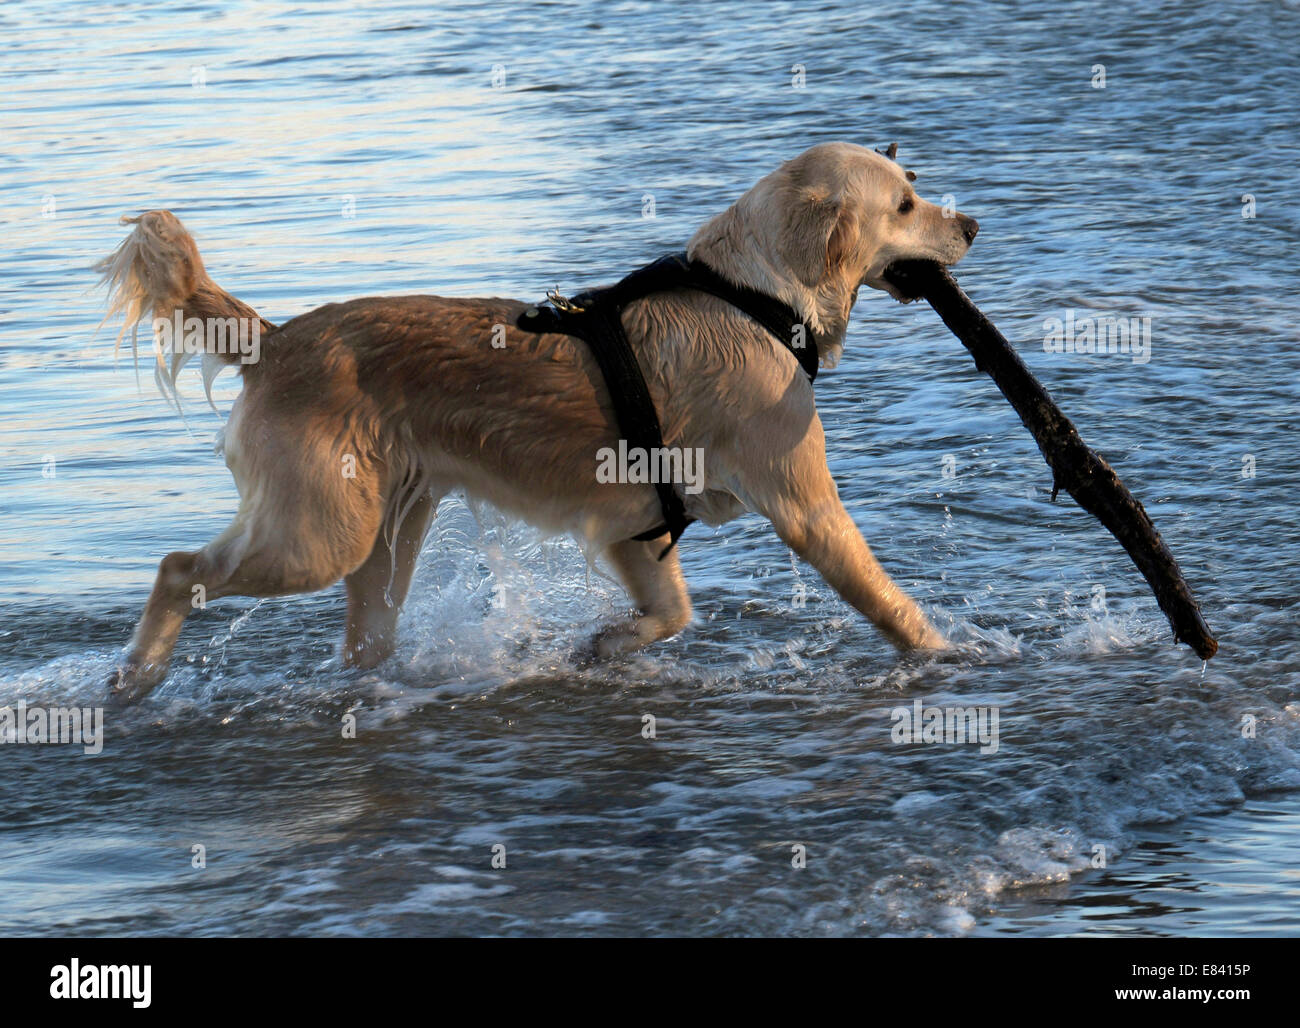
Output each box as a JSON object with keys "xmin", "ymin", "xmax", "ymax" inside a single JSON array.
[{"xmin": 515, "ymin": 251, "xmax": 817, "ymax": 558}]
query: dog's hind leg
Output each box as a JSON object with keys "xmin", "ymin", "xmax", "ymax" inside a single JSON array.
[
  {"xmin": 108, "ymin": 544, "xmax": 220, "ymax": 703},
  {"xmin": 108, "ymin": 449, "xmax": 387, "ymax": 703},
  {"xmin": 342, "ymin": 487, "xmax": 441, "ymax": 669},
  {"xmin": 586, "ymin": 535, "xmax": 693, "ymax": 657}
]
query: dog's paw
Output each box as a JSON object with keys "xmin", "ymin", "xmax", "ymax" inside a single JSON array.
[
  {"xmin": 106, "ymin": 660, "xmax": 165, "ymax": 705},
  {"xmin": 571, "ymin": 622, "xmax": 639, "ymax": 666},
  {"xmin": 568, "ymin": 642, "xmax": 598, "ymax": 669},
  {"xmin": 569, "ymin": 635, "xmax": 610, "ymax": 668}
]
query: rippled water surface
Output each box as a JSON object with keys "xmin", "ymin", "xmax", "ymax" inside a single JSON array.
[{"xmin": 1, "ymin": 0, "xmax": 1298, "ymax": 936}]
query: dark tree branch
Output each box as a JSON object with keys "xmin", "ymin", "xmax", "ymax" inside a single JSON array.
[{"xmin": 884, "ymin": 259, "xmax": 1218, "ymax": 660}]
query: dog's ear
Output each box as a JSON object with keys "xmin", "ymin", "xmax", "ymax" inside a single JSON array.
[
  {"xmin": 826, "ymin": 205, "xmax": 858, "ymax": 274},
  {"xmin": 783, "ymin": 189, "xmax": 858, "ymax": 287}
]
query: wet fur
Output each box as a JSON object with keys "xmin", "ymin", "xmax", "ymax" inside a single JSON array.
[{"xmin": 95, "ymin": 142, "xmax": 978, "ymax": 702}]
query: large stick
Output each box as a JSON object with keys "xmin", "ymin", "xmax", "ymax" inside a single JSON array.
[{"xmin": 884, "ymin": 260, "xmax": 1218, "ymax": 659}]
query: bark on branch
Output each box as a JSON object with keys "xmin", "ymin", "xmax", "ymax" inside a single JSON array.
[{"xmin": 884, "ymin": 260, "xmax": 1217, "ymax": 659}]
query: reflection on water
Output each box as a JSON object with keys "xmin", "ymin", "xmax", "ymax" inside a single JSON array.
[
  {"xmin": 1, "ymin": 0, "xmax": 1298, "ymax": 935},
  {"xmin": 980, "ymin": 800, "xmax": 1300, "ymax": 937}
]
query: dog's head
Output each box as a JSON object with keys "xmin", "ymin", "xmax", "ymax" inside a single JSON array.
[{"xmin": 688, "ymin": 141, "xmax": 978, "ymax": 365}]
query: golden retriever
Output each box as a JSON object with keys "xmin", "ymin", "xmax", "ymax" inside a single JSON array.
[{"xmin": 95, "ymin": 141, "xmax": 978, "ymax": 701}]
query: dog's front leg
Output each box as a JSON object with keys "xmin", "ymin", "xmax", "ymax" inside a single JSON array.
[
  {"xmin": 754, "ymin": 438, "xmax": 946, "ymax": 651},
  {"xmin": 772, "ymin": 492, "xmax": 946, "ymax": 650},
  {"xmin": 583, "ymin": 534, "xmax": 692, "ymax": 658}
]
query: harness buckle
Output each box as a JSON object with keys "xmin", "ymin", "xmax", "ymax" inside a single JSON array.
[{"xmin": 546, "ymin": 287, "xmax": 585, "ymax": 313}]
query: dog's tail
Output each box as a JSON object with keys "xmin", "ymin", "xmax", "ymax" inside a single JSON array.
[{"xmin": 94, "ymin": 210, "xmax": 276, "ymax": 410}]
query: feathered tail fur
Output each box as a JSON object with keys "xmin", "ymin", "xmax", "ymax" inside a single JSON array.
[{"xmin": 94, "ymin": 210, "xmax": 275, "ymax": 409}]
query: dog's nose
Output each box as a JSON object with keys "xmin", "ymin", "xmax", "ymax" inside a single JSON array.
[{"xmin": 959, "ymin": 214, "xmax": 979, "ymax": 244}]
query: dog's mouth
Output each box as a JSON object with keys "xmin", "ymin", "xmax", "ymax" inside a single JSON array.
[
  {"xmin": 877, "ymin": 259, "xmax": 946, "ymax": 303},
  {"xmin": 871, "ymin": 239, "xmax": 972, "ymax": 302},
  {"xmin": 869, "ymin": 227, "xmax": 976, "ymax": 302},
  {"xmin": 866, "ymin": 251, "xmax": 964, "ymax": 302},
  {"xmin": 865, "ymin": 263, "xmax": 931, "ymax": 302}
]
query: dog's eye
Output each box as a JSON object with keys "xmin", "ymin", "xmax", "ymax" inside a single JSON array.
[{"xmin": 898, "ymin": 197, "xmax": 914, "ymax": 215}]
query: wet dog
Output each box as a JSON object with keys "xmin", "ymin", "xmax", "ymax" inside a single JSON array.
[{"xmin": 96, "ymin": 141, "xmax": 977, "ymax": 701}]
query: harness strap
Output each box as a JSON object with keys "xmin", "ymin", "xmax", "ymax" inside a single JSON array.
[{"xmin": 516, "ymin": 251, "xmax": 817, "ymax": 558}]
